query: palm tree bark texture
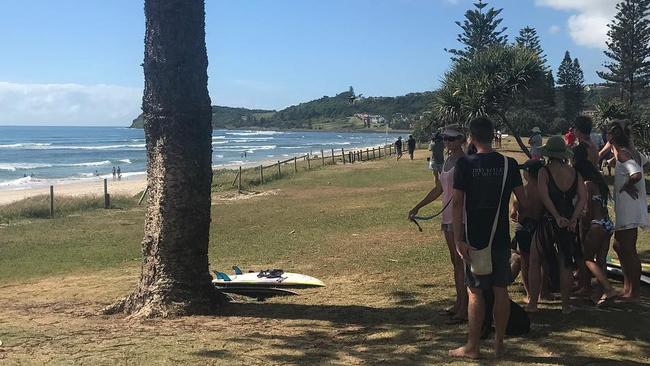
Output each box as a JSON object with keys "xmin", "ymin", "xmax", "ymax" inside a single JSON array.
[{"xmin": 104, "ymin": 0, "xmax": 226, "ymax": 317}]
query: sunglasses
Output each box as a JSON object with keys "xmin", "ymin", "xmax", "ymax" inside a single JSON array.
[{"xmin": 443, "ymin": 135, "xmax": 462, "ymax": 142}]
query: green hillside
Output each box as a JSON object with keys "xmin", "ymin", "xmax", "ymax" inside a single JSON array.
[{"xmin": 129, "ymin": 90, "xmax": 435, "ymax": 130}]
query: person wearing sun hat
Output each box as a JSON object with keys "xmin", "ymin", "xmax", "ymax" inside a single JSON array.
[
  {"xmin": 527, "ymin": 135, "xmax": 587, "ymax": 315},
  {"xmin": 528, "ymin": 127, "xmax": 543, "ymax": 160},
  {"xmin": 410, "ymin": 123, "xmax": 468, "ymax": 324}
]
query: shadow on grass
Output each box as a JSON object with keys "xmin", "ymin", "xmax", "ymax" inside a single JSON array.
[{"xmin": 196, "ymin": 287, "xmax": 650, "ymax": 365}]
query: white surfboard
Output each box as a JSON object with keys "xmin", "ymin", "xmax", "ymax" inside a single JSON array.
[{"xmin": 212, "ymin": 269, "xmax": 325, "ymax": 289}]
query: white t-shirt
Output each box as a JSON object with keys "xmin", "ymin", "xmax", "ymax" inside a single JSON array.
[{"xmin": 614, "ymin": 155, "xmax": 649, "ymax": 230}]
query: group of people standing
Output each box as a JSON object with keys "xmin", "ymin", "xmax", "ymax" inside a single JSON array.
[{"xmin": 409, "ymin": 116, "xmax": 648, "ymax": 359}]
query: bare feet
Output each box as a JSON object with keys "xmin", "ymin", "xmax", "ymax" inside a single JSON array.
[
  {"xmin": 615, "ymin": 295, "xmax": 640, "ymax": 303},
  {"xmin": 449, "ymin": 345, "xmax": 480, "ymax": 359}
]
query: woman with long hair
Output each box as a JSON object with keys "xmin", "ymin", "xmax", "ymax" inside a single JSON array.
[
  {"xmin": 526, "ymin": 136, "xmax": 587, "ymax": 314},
  {"xmin": 409, "ymin": 125, "xmax": 468, "ymax": 322},
  {"xmin": 574, "ymin": 160, "xmax": 619, "ymax": 304},
  {"xmin": 608, "ymin": 120, "xmax": 648, "ymax": 302}
]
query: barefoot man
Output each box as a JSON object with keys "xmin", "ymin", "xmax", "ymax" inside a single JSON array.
[{"xmin": 449, "ymin": 117, "xmax": 526, "ymax": 359}]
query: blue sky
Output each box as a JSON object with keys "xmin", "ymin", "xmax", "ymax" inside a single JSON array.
[{"xmin": 0, "ymin": 0, "xmax": 619, "ymax": 126}]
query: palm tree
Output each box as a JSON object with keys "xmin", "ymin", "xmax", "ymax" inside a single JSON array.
[
  {"xmin": 434, "ymin": 45, "xmax": 544, "ymax": 157},
  {"xmin": 104, "ymin": 0, "xmax": 225, "ymax": 317}
]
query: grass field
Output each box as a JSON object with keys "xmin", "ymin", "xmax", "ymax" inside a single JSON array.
[{"xmin": 0, "ymin": 139, "xmax": 649, "ymax": 365}]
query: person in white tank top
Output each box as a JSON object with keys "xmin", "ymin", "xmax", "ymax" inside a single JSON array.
[{"xmin": 409, "ymin": 125, "xmax": 467, "ymax": 322}]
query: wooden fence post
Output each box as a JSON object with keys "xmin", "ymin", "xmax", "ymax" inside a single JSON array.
[
  {"xmin": 277, "ymin": 161, "xmax": 281, "ymax": 177},
  {"xmin": 366, "ymin": 148, "xmax": 369, "ymax": 160},
  {"xmin": 331, "ymin": 149, "xmax": 335, "ymax": 164},
  {"xmin": 294, "ymin": 157, "xmax": 297, "ymax": 172},
  {"xmin": 321, "ymin": 150, "xmax": 325, "ymax": 166},
  {"xmin": 341, "ymin": 148, "xmax": 345, "ymax": 164},
  {"xmin": 307, "ymin": 155, "xmax": 311, "ymax": 170},
  {"xmin": 103, "ymin": 178, "xmax": 110, "ymax": 209},
  {"xmin": 260, "ymin": 165, "xmax": 264, "ymax": 184},
  {"xmin": 389, "ymin": 145, "xmax": 392, "ymax": 155},
  {"xmin": 372, "ymin": 148, "xmax": 376, "ymax": 159},
  {"xmin": 238, "ymin": 166, "xmax": 242, "ymax": 192},
  {"xmin": 49, "ymin": 185, "xmax": 54, "ymax": 218}
]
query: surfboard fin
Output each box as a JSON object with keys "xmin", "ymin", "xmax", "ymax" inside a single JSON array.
[
  {"xmin": 215, "ymin": 271, "xmax": 232, "ymax": 282},
  {"xmin": 232, "ymin": 266, "xmax": 243, "ymax": 275}
]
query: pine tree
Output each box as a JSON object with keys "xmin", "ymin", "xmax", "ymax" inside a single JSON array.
[
  {"xmin": 557, "ymin": 51, "xmax": 585, "ymax": 122},
  {"xmin": 512, "ymin": 26, "xmax": 555, "ymax": 117},
  {"xmin": 597, "ymin": 0, "xmax": 650, "ymax": 106},
  {"xmin": 446, "ymin": 0, "xmax": 508, "ymax": 60},
  {"xmin": 516, "ymin": 26, "xmax": 547, "ymax": 66}
]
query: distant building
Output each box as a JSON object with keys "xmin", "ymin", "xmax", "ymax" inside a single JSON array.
[
  {"xmin": 355, "ymin": 113, "xmax": 386, "ymax": 127},
  {"xmin": 582, "ymin": 110, "xmax": 597, "ymax": 117}
]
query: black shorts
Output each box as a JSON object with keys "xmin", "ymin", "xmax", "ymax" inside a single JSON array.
[
  {"xmin": 465, "ymin": 243, "xmax": 513, "ymax": 290},
  {"xmin": 514, "ymin": 219, "xmax": 538, "ymax": 253}
]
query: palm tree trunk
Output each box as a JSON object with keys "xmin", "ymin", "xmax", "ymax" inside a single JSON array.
[
  {"xmin": 498, "ymin": 111, "xmax": 531, "ymax": 158},
  {"xmin": 104, "ymin": 0, "xmax": 226, "ymax": 317}
]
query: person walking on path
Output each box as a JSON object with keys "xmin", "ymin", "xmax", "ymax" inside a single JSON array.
[
  {"xmin": 395, "ymin": 137, "xmax": 403, "ymax": 161},
  {"xmin": 112, "ymin": 166, "xmax": 117, "ymax": 180},
  {"xmin": 407, "ymin": 135, "xmax": 416, "ymax": 160},
  {"xmin": 410, "ymin": 125, "xmax": 467, "ymax": 324},
  {"xmin": 448, "ymin": 117, "xmax": 526, "ymax": 359},
  {"xmin": 529, "ymin": 127, "xmax": 543, "ymax": 160},
  {"xmin": 117, "ymin": 166, "xmax": 122, "ymax": 181},
  {"xmin": 526, "ymin": 136, "xmax": 587, "ymax": 315},
  {"xmin": 608, "ymin": 120, "xmax": 648, "ymax": 302}
]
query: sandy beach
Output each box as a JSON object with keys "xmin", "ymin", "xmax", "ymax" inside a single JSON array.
[{"xmin": 0, "ymin": 175, "xmax": 147, "ymax": 206}]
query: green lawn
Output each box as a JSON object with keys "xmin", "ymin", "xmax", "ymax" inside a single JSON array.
[{"xmin": 0, "ymin": 147, "xmax": 648, "ymax": 365}]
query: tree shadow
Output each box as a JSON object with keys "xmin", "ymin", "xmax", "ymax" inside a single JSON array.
[{"xmin": 191, "ymin": 286, "xmax": 650, "ymax": 365}]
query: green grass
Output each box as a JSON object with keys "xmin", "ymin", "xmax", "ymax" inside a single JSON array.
[
  {"xmin": 0, "ymin": 147, "xmax": 648, "ymax": 365},
  {"xmin": 0, "ymin": 194, "xmax": 137, "ymax": 223}
]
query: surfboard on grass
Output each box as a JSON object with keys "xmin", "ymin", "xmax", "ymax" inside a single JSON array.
[
  {"xmin": 212, "ymin": 267, "xmax": 325, "ymax": 289},
  {"xmin": 606, "ymin": 258, "xmax": 650, "ymax": 285}
]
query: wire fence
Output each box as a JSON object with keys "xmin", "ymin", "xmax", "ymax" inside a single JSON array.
[{"xmin": 213, "ymin": 143, "xmax": 408, "ymax": 192}]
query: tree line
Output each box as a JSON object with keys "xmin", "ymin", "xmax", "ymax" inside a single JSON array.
[{"xmin": 417, "ymin": 0, "xmax": 650, "ymax": 154}]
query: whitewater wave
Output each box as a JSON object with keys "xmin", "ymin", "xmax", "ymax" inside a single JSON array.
[
  {"xmin": 0, "ymin": 176, "xmax": 40, "ymax": 188},
  {"xmin": 0, "ymin": 143, "xmax": 52, "ymax": 149},
  {"xmin": 211, "ymin": 141, "xmax": 228, "ymax": 145},
  {"xmin": 68, "ymin": 160, "xmax": 112, "ymax": 167},
  {"xmin": 230, "ymin": 137, "xmax": 274, "ymax": 142},
  {"xmin": 0, "ymin": 143, "xmax": 146, "ymax": 150},
  {"xmin": 119, "ymin": 159, "xmax": 132, "ymax": 164},
  {"xmin": 0, "ymin": 163, "xmax": 52, "ymax": 171},
  {"xmin": 0, "ymin": 160, "xmax": 113, "ymax": 171},
  {"xmin": 213, "ymin": 145, "xmax": 277, "ymax": 151},
  {"xmin": 226, "ymin": 131, "xmax": 283, "ymax": 136}
]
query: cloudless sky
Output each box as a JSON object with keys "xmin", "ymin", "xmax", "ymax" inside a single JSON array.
[{"xmin": 0, "ymin": 0, "xmax": 611, "ymax": 125}]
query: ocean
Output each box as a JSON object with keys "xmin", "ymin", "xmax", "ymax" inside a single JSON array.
[{"xmin": 0, "ymin": 126, "xmax": 403, "ymax": 190}]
